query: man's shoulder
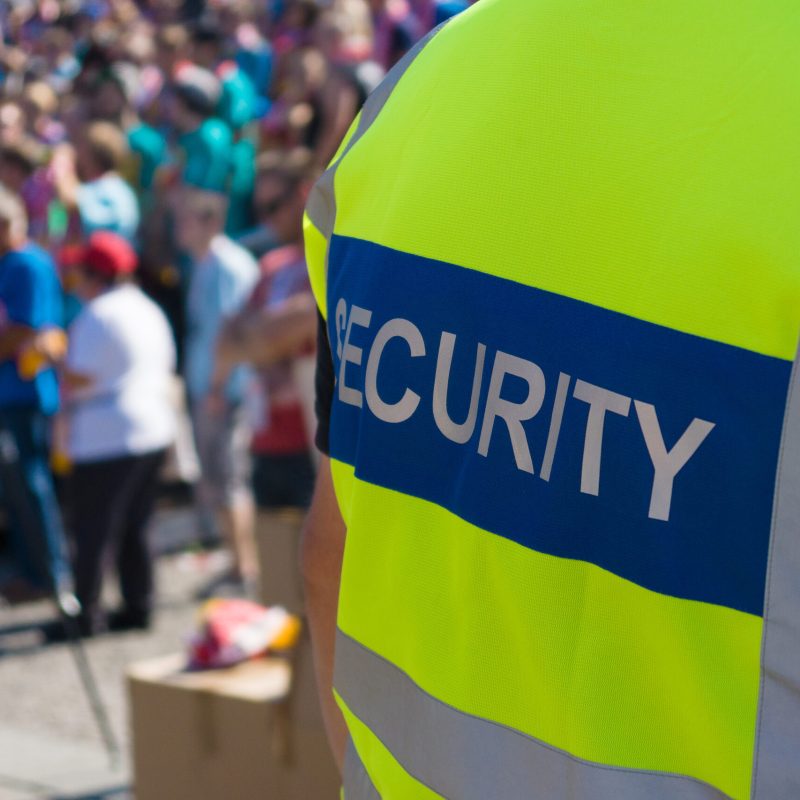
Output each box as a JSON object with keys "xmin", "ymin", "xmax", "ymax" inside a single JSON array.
[
  {"xmin": 0, "ymin": 244, "xmax": 56, "ymax": 278},
  {"xmin": 212, "ymin": 236, "xmax": 259, "ymax": 275},
  {"xmin": 74, "ymin": 290, "xmax": 118, "ymax": 329},
  {"xmin": 70, "ymin": 302, "xmax": 105, "ymax": 339},
  {"xmin": 96, "ymin": 173, "xmax": 137, "ymax": 201},
  {"xmin": 199, "ymin": 118, "xmax": 233, "ymax": 147},
  {"xmin": 120, "ymin": 286, "xmax": 171, "ymax": 329},
  {"xmin": 94, "ymin": 286, "xmax": 169, "ymax": 337},
  {"xmin": 128, "ymin": 122, "xmax": 164, "ymax": 148},
  {"xmin": 259, "ymin": 244, "xmax": 305, "ymax": 276}
]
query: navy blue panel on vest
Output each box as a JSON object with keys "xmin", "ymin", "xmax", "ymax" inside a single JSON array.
[{"xmin": 326, "ymin": 235, "xmax": 791, "ymax": 617}]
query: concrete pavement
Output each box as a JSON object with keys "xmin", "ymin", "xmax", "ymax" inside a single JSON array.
[{"xmin": 0, "ymin": 507, "xmax": 230, "ymax": 800}]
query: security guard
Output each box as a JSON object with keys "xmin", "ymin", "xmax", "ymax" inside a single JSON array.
[{"xmin": 301, "ymin": 1, "xmax": 800, "ymax": 798}]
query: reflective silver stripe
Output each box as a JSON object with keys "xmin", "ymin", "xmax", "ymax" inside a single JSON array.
[
  {"xmin": 305, "ymin": 20, "xmax": 451, "ymax": 274},
  {"xmin": 336, "ymin": 630, "xmax": 729, "ymax": 800},
  {"xmin": 752, "ymin": 347, "xmax": 800, "ymax": 799},
  {"xmin": 345, "ymin": 737, "xmax": 382, "ymax": 800}
]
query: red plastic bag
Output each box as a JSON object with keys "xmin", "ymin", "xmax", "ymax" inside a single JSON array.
[{"xmin": 188, "ymin": 598, "xmax": 301, "ymax": 670}]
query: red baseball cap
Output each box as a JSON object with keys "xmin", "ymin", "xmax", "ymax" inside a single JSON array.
[
  {"xmin": 56, "ymin": 243, "xmax": 85, "ymax": 272},
  {"xmin": 80, "ymin": 231, "xmax": 138, "ymax": 278}
]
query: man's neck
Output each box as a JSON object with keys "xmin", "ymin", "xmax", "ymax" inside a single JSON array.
[
  {"xmin": 0, "ymin": 236, "xmax": 28, "ymax": 257},
  {"xmin": 193, "ymin": 234, "xmax": 221, "ymax": 263},
  {"xmin": 183, "ymin": 114, "xmax": 206, "ymax": 135}
]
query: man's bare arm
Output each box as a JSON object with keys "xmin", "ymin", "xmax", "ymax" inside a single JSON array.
[
  {"xmin": 236, "ymin": 293, "xmax": 317, "ymax": 367},
  {"xmin": 300, "ymin": 456, "xmax": 349, "ymax": 771},
  {"xmin": 210, "ymin": 294, "xmax": 318, "ymax": 394},
  {"xmin": 60, "ymin": 367, "xmax": 94, "ymax": 391}
]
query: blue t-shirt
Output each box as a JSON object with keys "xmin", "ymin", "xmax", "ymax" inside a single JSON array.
[
  {"xmin": 236, "ymin": 46, "xmax": 273, "ymax": 116},
  {"xmin": 184, "ymin": 235, "xmax": 259, "ymax": 403},
  {"xmin": 0, "ymin": 244, "xmax": 62, "ymax": 414}
]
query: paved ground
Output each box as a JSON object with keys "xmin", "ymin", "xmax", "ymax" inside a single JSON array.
[{"xmin": 0, "ymin": 507, "xmax": 230, "ymax": 800}]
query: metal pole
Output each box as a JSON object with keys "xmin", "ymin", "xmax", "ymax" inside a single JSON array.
[
  {"xmin": 55, "ymin": 589, "xmax": 122, "ymax": 768},
  {"xmin": 0, "ymin": 422, "xmax": 121, "ymax": 767}
]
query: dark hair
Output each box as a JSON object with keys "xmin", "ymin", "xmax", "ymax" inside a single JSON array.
[
  {"xmin": 0, "ymin": 139, "xmax": 44, "ymax": 177},
  {"xmin": 80, "ymin": 263, "xmax": 119, "ymax": 288},
  {"xmin": 191, "ymin": 17, "xmax": 224, "ymax": 48},
  {"xmin": 256, "ymin": 147, "xmax": 320, "ymax": 188},
  {"xmin": 173, "ymin": 83, "xmax": 216, "ymax": 118}
]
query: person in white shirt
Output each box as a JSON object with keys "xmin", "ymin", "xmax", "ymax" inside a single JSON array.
[{"xmin": 63, "ymin": 231, "xmax": 176, "ymax": 635}]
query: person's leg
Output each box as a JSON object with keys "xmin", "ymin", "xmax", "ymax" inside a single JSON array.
[
  {"xmin": 69, "ymin": 455, "xmax": 136, "ymax": 632},
  {"xmin": 114, "ymin": 450, "xmax": 166, "ymax": 627},
  {"xmin": 189, "ymin": 403, "xmax": 223, "ymax": 547},
  {"xmin": 220, "ymin": 492, "xmax": 258, "ymax": 582},
  {"xmin": 0, "ymin": 408, "xmax": 71, "ymax": 593},
  {"xmin": 191, "ymin": 400, "xmax": 258, "ymax": 588},
  {"xmin": 219, "ymin": 404, "xmax": 258, "ymax": 586}
]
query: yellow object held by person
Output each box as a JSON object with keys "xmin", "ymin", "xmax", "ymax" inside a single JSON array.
[{"xmin": 17, "ymin": 328, "xmax": 68, "ymax": 380}]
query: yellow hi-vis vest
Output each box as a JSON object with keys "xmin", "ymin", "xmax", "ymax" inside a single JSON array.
[{"xmin": 304, "ymin": 1, "xmax": 800, "ymax": 797}]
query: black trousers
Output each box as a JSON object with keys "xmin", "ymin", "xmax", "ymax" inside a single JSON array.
[{"xmin": 68, "ymin": 449, "xmax": 165, "ymax": 626}]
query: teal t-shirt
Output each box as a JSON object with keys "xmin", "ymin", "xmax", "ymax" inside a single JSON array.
[
  {"xmin": 179, "ymin": 118, "xmax": 233, "ymax": 193},
  {"xmin": 128, "ymin": 123, "xmax": 167, "ymax": 191},
  {"xmin": 225, "ymin": 138, "xmax": 256, "ymax": 237},
  {"xmin": 218, "ymin": 68, "xmax": 258, "ymax": 132}
]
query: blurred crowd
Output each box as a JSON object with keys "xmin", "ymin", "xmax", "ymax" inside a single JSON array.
[{"xmin": 0, "ymin": 0, "xmax": 473, "ymax": 636}]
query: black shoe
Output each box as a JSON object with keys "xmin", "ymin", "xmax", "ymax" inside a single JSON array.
[
  {"xmin": 107, "ymin": 608, "xmax": 151, "ymax": 633},
  {"xmin": 0, "ymin": 577, "xmax": 51, "ymax": 605},
  {"xmin": 42, "ymin": 612, "xmax": 101, "ymax": 643},
  {"xmin": 194, "ymin": 569, "xmax": 258, "ymax": 601}
]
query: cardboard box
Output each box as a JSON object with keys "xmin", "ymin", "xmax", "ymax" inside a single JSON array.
[
  {"xmin": 128, "ymin": 649, "xmax": 340, "ymax": 800},
  {"xmin": 129, "ymin": 655, "xmax": 289, "ymax": 800},
  {"xmin": 282, "ymin": 633, "xmax": 341, "ymax": 798},
  {"xmin": 256, "ymin": 509, "xmax": 306, "ymax": 615}
]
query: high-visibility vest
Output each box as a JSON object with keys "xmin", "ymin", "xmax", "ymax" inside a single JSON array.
[{"xmin": 304, "ymin": 1, "xmax": 800, "ymax": 797}]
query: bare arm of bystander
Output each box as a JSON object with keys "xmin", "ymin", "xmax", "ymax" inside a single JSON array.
[{"xmin": 209, "ymin": 293, "xmax": 318, "ymax": 400}]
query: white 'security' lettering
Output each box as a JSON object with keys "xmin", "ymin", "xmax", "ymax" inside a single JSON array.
[
  {"xmin": 539, "ymin": 372, "xmax": 571, "ymax": 483},
  {"xmin": 573, "ymin": 379, "xmax": 631, "ymax": 497},
  {"xmin": 634, "ymin": 401, "xmax": 715, "ymax": 522},
  {"xmin": 478, "ymin": 351, "xmax": 546, "ymax": 474},
  {"xmin": 433, "ymin": 332, "xmax": 486, "ymax": 444},
  {"xmin": 365, "ymin": 318, "xmax": 426, "ymax": 423},
  {"xmin": 334, "ymin": 300, "xmax": 715, "ymax": 522},
  {"xmin": 338, "ymin": 302, "xmax": 372, "ymax": 408}
]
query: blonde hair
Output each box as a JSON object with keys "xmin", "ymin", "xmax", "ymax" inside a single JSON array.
[
  {"xmin": 86, "ymin": 121, "xmax": 130, "ymax": 174},
  {"xmin": 23, "ymin": 81, "xmax": 59, "ymax": 117}
]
